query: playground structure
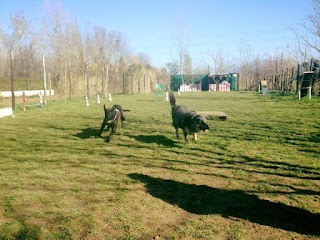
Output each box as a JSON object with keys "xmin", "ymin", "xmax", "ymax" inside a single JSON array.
[{"xmin": 298, "ymin": 71, "xmax": 314, "ymax": 99}]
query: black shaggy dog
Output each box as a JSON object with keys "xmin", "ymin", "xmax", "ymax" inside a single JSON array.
[
  {"xmin": 169, "ymin": 92, "xmax": 209, "ymax": 143},
  {"xmin": 97, "ymin": 104, "xmax": 129, "ymax": 142}
]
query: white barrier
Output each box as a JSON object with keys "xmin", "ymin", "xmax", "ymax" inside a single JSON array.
[
  {"xmin": 0, "ymin": 107, "xmax": 13, "ymax": 118},
  {"xmin": 179, "ymin": 84, "xmax": 201, "ymax": 92},
  {"xmin": 0, "ymin": 90, "xmax": 54, "ymax": 98}
]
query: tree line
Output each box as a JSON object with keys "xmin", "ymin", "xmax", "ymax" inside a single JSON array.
[
  {"xmin": 1, "ymin": 0, "xmax": 320, "ymax": 98},
  {"xmin": 0, "ymin": 1, "xmax": 170, "ymax": 100}
]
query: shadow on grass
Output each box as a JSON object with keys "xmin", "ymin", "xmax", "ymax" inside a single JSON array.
[
  {"xmin": 309, "ymin": 133, "xmax": 320, "ymax": 143},
  {"xmin": 129, "ymin": 134, "xmax": 181, "ymax": 148},
  {"xmin": 128, "ymin": 173, "xmax": 320, "ymax": 236},
  {"xmin": 73, "ymin": 128, "xmax": 99, "ymax": 139}
]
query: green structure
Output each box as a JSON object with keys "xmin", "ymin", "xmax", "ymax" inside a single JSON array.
[
  {"xmin": 170, "ymin": 73, "xmax": 239, "ymax": 91},
  {"xmin": 170, "ymin": 74, "xmax": 207, "ymax": 91},
  {"xmin": 229, "ymin": 73, "xmax": 238, "ymax": 91}
]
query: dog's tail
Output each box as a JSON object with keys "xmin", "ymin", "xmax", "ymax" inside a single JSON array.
[{"xmin": 169, "ymin": 91, "xmax": 176, "ymax": 107}]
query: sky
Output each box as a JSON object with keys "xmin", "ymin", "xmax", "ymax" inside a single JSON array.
[{"xmin": 0, "ymin": 0, "xmax": 314, "ymax": 69}]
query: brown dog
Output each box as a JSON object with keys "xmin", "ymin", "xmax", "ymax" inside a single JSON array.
[
  {"xmin": 169, "ymin": 92, "xmax": 209, "ymax": 143},
  {"xmin": 97, "ymin": 104, "xmax": 129, "ymax": 142}
]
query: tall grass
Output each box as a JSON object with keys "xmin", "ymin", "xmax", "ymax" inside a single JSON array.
[{"xmin": 0, "ymin": 91, "xmax": 319, "ymax": 240}]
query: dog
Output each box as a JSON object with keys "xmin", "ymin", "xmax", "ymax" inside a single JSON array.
[
  {"xmin": 169, "ymin": 92, "xmax": 209, "ymax": 143},
  {"xmin": 97, "ymin": 104, "xmax": 129, "ymax": 142}
]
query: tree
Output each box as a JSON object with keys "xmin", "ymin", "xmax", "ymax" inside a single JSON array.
[
  {"xmin": 292, "ymin": 0, "xmax": 320, "ymax": 60},
  {"xmin": 43, "ymin": 0, "xmax": 70, "ymax": 99},
  {"xmin": 2, "ymin": 12, "xmax": 36, "ymax": 79},
  {"xmin": 237, "ymin": 40, "xmax": 253, "ymax": 90},
  {"xmin": 208, "ymin": 50, "xmax": 234, "ymax": 75},
  {"xmin": 183, "ymin": 53, "xmax": 193, "ymax": 84},
  {"xmin": 171, "ymin": 18, "xmax": 189, "ymax": 83},
  {"xmin": 166, "ymin": 60, "xmax": 179, "ymax": 75}
]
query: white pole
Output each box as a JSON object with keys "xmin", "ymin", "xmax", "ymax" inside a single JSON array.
[
  {"xmin": 308, "ymin": 86, "xmax": 311, "ymax": 100},
  {"xmin": 85, "ymin": 96, "xmax": 89, "ymax": 107},
  {"xmin": 165, "ymin": 91, "xmax": 169, "ymax": 101},
  {"xmin": 97, "ymin": 94, "xmax": 100, "ymax": 104}
]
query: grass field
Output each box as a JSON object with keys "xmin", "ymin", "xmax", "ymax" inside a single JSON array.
[{"xmin": 0, "ymin": 91, "xmax": 319, "ymax": 240}]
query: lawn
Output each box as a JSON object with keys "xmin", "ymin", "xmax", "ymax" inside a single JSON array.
[{"xmin": 0, "ymin": 91, "xmax": 319, "ymax": 240}]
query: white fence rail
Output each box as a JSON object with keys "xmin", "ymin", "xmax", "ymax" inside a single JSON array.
[
  {"xmin": 0, "ymin": 107, "xmax": 13, "ymax": 118},
  {"xmin": 0, "ymin": 90, "xmax": 54, "ymax": 98}
]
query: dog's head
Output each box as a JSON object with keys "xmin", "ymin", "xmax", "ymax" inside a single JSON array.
[
  {"xmin": 194, "ymin": 115, "xmax": 209, "ymax": 132},
  {"xmin": 104, "ymin": 105, "xmax": 119, "ymax": 123}
]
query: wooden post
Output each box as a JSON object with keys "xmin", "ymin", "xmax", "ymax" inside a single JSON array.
[
  {"xmin": 296, "ymin": 62, "xmax": 300, "ymax": 94},
  {"xmin": 86, "ymin": 63, "xmax": 89, "ymax": 97},
  {"xmin": 43, "ymin": 55, "xmax": 47, "ymax": 105},
  {"xmin": 106, "ymin": 64, "xmax": 108, "ymax": 98},
  {"xmin": 49, "ymin": 72, "xmax": 52, "ymax": 100},
  {"xmin": 102, "ymin": 66, "xmax": 105, "ymax": 98},
  {"xmin": 123, "ymin": 72, "xmax": 125, "ymax": 94},
  {"xmin": 144, "ymin": 74, "xmax": 146, "ymax": 93},
  {"xmin": 10, "ymin": 51, "xmax": 15, "ymax": 111},
  {"xmin": 68, "ymin": 58, "xmax": 72, "ymax": 100}
]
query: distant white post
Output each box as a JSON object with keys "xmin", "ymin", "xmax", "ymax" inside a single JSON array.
[
  {"xmin": 308, "ymin": 86, "xmax": 312, "ymax": 100},
  {"xmin": 85, "ymin": 96, "xmax": 89, "ymax": 107},
  {"xmin": 97, "ymin": 94, "xmax": 101, "ymax": 104}
]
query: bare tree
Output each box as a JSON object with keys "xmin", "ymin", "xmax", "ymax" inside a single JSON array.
[
  {"xmin": 0, "ymin": 0, "xmax": 172, "ymax": 98},
  {"xmin": 237, "ymin": 40, "xmax": 253, "ymax": 90},
  {"xmin": 43, "ymin": 0, "xmax": 70, "ymax": 99},
  {"xmin": 171, "ymin": 18, "xmax": 189, "ymax": 83},
  {"xmin": 291, "ymin": 0, "xmax": 320, "ymax": 62},
  {"xmin": 183, "ymin": 53, "xmax": 193, "ymax": 84},
  {"xmin": 165, "ymin": 60, "xmax": 179, "ymax": 75},
  {"xmin": 208, "ymin": 50, "xmax": 234, "ymax": 75}
]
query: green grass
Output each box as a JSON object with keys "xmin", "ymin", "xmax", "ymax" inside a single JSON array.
[{"xmin": 0, "ymin": 91, "xmax": 319, "ymax": 240}]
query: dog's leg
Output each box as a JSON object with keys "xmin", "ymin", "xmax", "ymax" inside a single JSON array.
[
  {"xmin": 120, "ymin": 111, "xmax": 125, "ymax": 127},
  {"xmin": 97, "ymin": 121, "xmax": 106, "ymax": 137},
  {"xmin": 107, "ymin": 126, "xmax": 116, "ymax": 142},
  {"xmin": 193, "ymin": 133, "xmax": 198, "ymax": 141},
  {"xmin": 175, "ymin": 128, "xmax": 180, "ymax": 139},
  {"xmin": 183, "ymin": 130, "xmax": 189, "ymax": 144}
]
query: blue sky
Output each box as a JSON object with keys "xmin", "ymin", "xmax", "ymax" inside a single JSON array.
[{"xmin": 0, "ymin": 0, "xmax": 313, "ymax": 68}]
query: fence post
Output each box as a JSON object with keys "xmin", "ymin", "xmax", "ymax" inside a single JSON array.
[
  {"xmin": 43, "ymin": 55, "xmax": 47, "ymax": 105},
  {"xmin": 10, "ymin": 50, "xmax": 15, "ymax": 111}
]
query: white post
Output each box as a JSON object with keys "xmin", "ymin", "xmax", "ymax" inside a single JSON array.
[
  {"xmin": 85, "ymin": 96, "xmax": 89, "ymax": 107},
  {"xmin": 165, "ymin": 91, "xmax": 169, "ymax": 101},
  {"xmin": 97, "ymin": 94, "xmax": 100, "ymax": 104},
  {"xmin": 308, "ymin": 86, "xmax": 311, "ymax": 100},
  {"xmin": 298, "ymin": 90, "xmax": 301, "ymax": 100},
  {"xmin": 39, "ymin": 92, "xmax": 43, "ymax": 107}
]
